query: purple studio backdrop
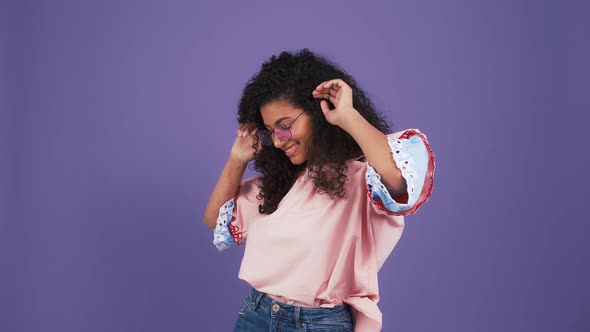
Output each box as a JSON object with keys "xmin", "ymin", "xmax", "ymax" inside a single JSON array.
[{"xmin": 2, "ymin": 0, "xmax": 588, "ymax": 331}]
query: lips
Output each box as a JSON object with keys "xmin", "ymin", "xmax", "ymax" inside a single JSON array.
[{"xmin": 283, "ymin": 143, "xmax": 299, "ymax": 157}]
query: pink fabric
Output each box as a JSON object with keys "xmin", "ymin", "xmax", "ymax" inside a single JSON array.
[{"xmin": 228, "ymin": 130, "xmax": 434, "ymax": 331}]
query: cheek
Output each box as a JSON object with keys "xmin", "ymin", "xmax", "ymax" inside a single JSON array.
[{"xmin": 298, "ymin": 120, "xmax": 313, "ymax": 144}]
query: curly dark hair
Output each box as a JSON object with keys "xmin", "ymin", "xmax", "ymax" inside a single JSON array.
[{"xmin": 237, "ymin": 48, "xmax": 392, "ymax": 214}]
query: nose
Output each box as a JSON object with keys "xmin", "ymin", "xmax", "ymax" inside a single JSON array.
[{"xmin": 272, "ymin": 132, "xmax": 287, "ymax": 149}]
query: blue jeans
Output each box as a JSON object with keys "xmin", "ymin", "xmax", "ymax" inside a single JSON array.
[{"xmin": 233, "ymin": 287, "xmax": 354, "ymax": 331}]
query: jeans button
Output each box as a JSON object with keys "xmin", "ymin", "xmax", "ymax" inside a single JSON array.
[{"xmin": 272, "ymin": 303, "xmax": 280, "ymax": 312}]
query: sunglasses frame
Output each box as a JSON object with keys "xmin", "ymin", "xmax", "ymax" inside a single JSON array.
[{"xmin": 257, "ymin": 110, "xmax": 305, "ymax": 146}]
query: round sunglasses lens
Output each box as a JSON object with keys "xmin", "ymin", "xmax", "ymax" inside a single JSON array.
[{"xmin": 276, "ymin": 127, "xmax": 291, "ymax": 141}]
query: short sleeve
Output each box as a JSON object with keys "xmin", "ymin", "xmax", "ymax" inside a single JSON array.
[
  {"xmin": 213, "ymin": 176, "xmax": 262, "ymax": 252},
  {"xmin": 366, "ymin": 128, "xmax": 435, "ymax": 216}
]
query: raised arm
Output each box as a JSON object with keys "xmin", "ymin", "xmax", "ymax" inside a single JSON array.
[
  {"xmin": 312, "ymin": 79, "xmax": 406, "ymax": 196},
  {"xmin": 203, "ymin": 123, "xmax": 260, "ymax": 229}
]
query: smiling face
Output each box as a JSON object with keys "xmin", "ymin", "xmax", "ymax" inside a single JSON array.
[{"xmin": 260, "ymin": 99, "xmax": 313, "ymax": 165}]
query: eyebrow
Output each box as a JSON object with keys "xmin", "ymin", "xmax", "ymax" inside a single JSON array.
[{"xmin": 263, "ymin": 116, "xmax": 290, "ymax": 129}]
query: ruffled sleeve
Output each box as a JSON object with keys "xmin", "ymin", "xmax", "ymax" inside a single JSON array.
[
  {"xmin": 365, "ymin": 129, "xmax": 435, "ymax": 216},
  {"xmin": 213, "ymin": 176, "xmax": 262, "ymax": 252}
]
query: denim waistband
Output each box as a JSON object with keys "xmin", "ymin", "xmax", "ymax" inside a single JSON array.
[{"xmin": 246, "ymin": 287, "xmax": 353, "ymax": 323}]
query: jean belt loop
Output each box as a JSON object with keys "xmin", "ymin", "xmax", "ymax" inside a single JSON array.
[
  {"xmin": 294, "ymin": 306, "xmax": 302, "ymax": 328},
  {"xmin": 252, "ymin": 288, "xmax": 265, "ymax": 310}
]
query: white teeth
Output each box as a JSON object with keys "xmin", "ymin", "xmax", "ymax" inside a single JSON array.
[{"xmin": 285, "ymin": 143, "xmax": 299, "ymax": 153}]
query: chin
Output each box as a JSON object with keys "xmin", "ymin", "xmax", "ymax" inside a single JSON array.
[
  {"xmin": 289, "ymin": 158, "xmax": 305, "ymax": 165},
  {"xmin": 288, "ymin": 154, "xmax": 307, "ymax": 165}
]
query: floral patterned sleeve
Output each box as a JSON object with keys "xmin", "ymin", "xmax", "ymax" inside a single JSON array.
[
  {"xmin": 213, "ymin": 176, "xmax": 262, "ymax": 252},
  {"xmin": 365, "ymin": 129, "xmax": 436, "ymax": 216}
]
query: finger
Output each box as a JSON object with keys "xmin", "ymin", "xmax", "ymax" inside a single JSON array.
[
  {"xmin": 326, "ymin": 79, "xmax": 350, "ymax": 92},
  {"xmin": 238, "ymin": 125, "xmax": 247, "ymax": 137},
  {"xmin": 314, "ymin": 81, "xmax": 337, "ymax": 91},
  {"xmin": 312, "ymin": 88, "xmax": 337, "ymax": 99},
  {"xmin": 329, "ymin": 79, "xmax": 346, "ymax": 87},
  {"xmin": 323, "ymin": 80, "xmax": 338, "ymax": 90},
  {"xmin": 318, "ymin": 89, "xmax": 341, "ymax": 100},
  {"xmin": 320, "ymin": 93, "xmax": 337, "ymax": 105},
  {"xmin": 312, "ymin": 91, "xmax": 336, "ymax": 105},
  {"xmin": 327, "ymin": 89, "xmax": 338, "ymax": 98},
  {"xmin": 311, "ymin": 91, "xmax": 323, "ymax": 99},
  {"xmin": 237, "ymin": 123, "xmax": 248, "ymax": 134},
  {"xmin": 313, "ymin": 87, "xmax": 338, "ymax": 95},
  {"xmin": 314, "ymin": 80, "xmax": 335, "ymax": 92},
  {"xmin": 239, "ymin": 123, "xmax": 257, "ymax": 135},
  {"xmin": 314, "ymin": 81, "xmax": 328, "ymax": 90},
  {"xmin": 319, "ymin": 99, "xmax": 331, "ymax": 116}
]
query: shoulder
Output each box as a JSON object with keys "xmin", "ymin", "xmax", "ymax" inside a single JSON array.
[
  {"xmin": 345, "ymin": 159, "xmax": 369, "ymax": 182},
  {"xmin": 239, "ymin": 176, "xmax": 262, "ymax": 200},
  {"xmin": 242, "ymin": 175, "xmax": 261, "ymax": 187}
]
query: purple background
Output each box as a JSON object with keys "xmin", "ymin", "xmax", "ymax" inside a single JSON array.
[{"xmin": 2, "ymin": 0, "xmax": 588, "ymax": 331}]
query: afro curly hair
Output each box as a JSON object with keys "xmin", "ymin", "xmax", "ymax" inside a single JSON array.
[{"xmin": 237, "ymin": 48, "xmax": 392, "ymax": 214}]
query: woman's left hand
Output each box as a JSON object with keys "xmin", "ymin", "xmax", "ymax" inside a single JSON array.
[{"xmin": 312, "ymin": 79, "xmax": 357, "ymax": 128}]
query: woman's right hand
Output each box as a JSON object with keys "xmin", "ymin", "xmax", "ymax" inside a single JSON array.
[{"xmin": 229, "ymin": 122, "xmax": 262, "ymax": 165}]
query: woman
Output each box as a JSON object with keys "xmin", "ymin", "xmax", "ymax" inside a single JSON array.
[{"xmin": 203, "ymin": 49, "xmax": 435, "ymax": 331}]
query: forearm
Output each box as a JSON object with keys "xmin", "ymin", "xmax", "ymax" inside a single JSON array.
[
  {"xmin": 203, "ymin": 158, "xmax": 248, "ymax": 229},
  {"xmin": 340, "ymin": 110, "xmax": 406, "ymax": 196}
]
